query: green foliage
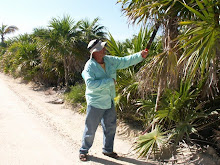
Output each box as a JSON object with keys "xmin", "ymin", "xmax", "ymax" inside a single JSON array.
[
  {"xmin": 1, "ymin": 3, "xmax": 219, "ymax": 159},
  {"xmin": 65, "ymin": 83, "xmax": 86, "ymax": 103},
  {"xmin": 114, "ymin": 68, "xmax": 142, "ymax": 123},
  {"xmin": 0, "ymin": 16, "xmax": 107, "ymax": 87},
  {"xmin": 107, "ymin": 33, "xmax": 125, "ymax": 57},
  {"xmin": 178, "ymin": 0, "xmax": 220, "ymax": 98},
  {"xmin": 64, "ymin": 83, "xmax": 86, "ymax": 113},
  {"xmin": 0, "ymin": 23, "xmax": 18, "ymax": 44},
  {"xmin": 79, "ymin": 17, "xmax": 107, "ymax": 42},
  {"xmin": 107, "ymin": 27, "xmax": 158, "ymax": 125},
  {"xmin": 0, "ymin": 34, "xmax": 41, "ymax": 80},
  {"xmin": 157, "ymin": 79, "xmax": 204, "ymax": 142},
  {"xmin": 135, "ymin": 94, "xmax": 157, "ymax": 125},
  {"xmin": 116, "ymin": 0, "xmax": 220, "ymax": 159},
  {"xmin": 135, "ymin": 126, "xmax": 168, "ymax": 158},
  {"xmin": 135, "ymin": 78, "xmax": 216, "ymax": 158}
]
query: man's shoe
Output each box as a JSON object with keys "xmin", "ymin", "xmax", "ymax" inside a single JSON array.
[
  {"xmin": 102, "ymin": 152, "xmax": 119, "ymax": 159},
  {"xmin": 79, "ymin": 153, "xmax": 88, "ymax": 161}
]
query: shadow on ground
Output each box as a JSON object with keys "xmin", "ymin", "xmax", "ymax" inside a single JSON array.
[{"xmin": 87, "ymin": 155, "xmax": 155, "ymax": 165}]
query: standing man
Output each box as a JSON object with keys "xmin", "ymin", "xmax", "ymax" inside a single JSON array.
[{"xmin": 79, "ymin": 39, "xmax": 148, "ymax": 161}]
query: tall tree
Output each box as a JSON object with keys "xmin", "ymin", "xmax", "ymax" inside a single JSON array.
[
  {"xmin": 117, "ymin": 0, "xmax": 193, "ymax": 112},
  {"xmin": 177, "ymin": 0, "xmax": 220, "ymax": 98},
  {"xmin": 79, "ymin": 17, "xmax": 107, "ymax": 42},
  {"xmin": 0, "ymin": 24, "xmax": 18, "ymax": 44},
  {"xmin": 116, "ymin": 0, "xmax": 220, "ymax": 157},
  {"xmin": 47, "ymin": 15, "xmax": 86, "ymax": 86}
]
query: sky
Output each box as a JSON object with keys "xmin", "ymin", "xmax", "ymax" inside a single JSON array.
[{"xmin": 0, "ymin": 0, "xmax": 142, "ymax": 41}]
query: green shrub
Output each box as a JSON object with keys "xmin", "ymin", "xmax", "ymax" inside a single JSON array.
[{"xmin": 65, "ymin": 83, "xmax": 86, "ymax": 113}]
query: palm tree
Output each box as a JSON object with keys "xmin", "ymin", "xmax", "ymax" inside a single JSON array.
[
  {"xmin": 46, "ymin": 15, "xmax": 86, "ymax": 87},
  {"xmin": 107, "ymin": 27, "xmax": 160, "ymax": 125},
  {"xmin": 79, "ymin": 17, "xmax": 107, "ymax": 42},
  {"xmin": 1, "ymin": 33, "xmax": 40, "ymax": 79},
  {"xmin": 177, "ymin": 0, "xmax": 220, "ymax": 98},
  {"xmin": 117, "ymin": 0, "xmax": 196, "ymax": 112},
  {"xmin": 117, "ymin": 0, "xmax": 220, "ymax": 158},
  {"xmin": 0, "ymin": 23, "xmax": 18, "ymax": 44}
]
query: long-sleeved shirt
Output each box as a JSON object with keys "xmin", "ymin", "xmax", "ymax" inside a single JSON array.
[{"xmin": 82, "ymin": 52, "xmax": 144, "ymax": 109}]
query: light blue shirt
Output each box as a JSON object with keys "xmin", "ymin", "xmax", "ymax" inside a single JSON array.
[{"xmin": 82, "ymin": 52, "xmax": 144, "ymax": 109}]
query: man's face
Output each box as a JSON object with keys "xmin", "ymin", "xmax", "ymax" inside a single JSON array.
[
  {"xmin": 100, "ymin": 47, "xmax": 106, "ymax": 55},
  {"xmin": 94, "ymin": 47, "xmax": 106, "ymax": 57}
]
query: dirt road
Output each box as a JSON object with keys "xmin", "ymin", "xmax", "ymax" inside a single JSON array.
[{"xmin": 0, "ymin": 73, "xmax": 153, "ymax": 165}]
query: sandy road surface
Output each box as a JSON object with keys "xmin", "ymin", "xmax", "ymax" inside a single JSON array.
[{"xmin": 0, "ymin": 73, "xmax": 154, "ymax": 165}]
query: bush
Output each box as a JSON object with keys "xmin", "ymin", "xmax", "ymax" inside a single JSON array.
[{"xmin": 65, "ymin": 83, "xmax": 86, "ymax": 113}]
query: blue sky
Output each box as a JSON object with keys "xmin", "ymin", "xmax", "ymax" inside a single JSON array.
[{"xmin": 1, "ymin": 0, "xmax": 142, "ymax": 41}]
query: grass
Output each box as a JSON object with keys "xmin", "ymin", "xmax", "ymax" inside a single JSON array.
[{"xmin": 64, "ymin": 83, "xmax": 86, "ymax": 113}]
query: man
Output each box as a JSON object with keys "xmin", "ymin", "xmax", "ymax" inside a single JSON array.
[{"xmin": 79, "ymin": 39, "xmax": 148, "ymax": 161}]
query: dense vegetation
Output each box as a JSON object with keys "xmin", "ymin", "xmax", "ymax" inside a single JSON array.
[{"xmin": 0, "ymin": 0, "xmax": 219, "ymax": 160}]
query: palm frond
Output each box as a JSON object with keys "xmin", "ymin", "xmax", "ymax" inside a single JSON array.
[
  {"xmin": 134, "ymin": 126, "xmax": 168, "ymax": 158},
  {"xmin": 177, "ymin": 0, "xmax": 220, "ymax": 98},
  {"xmin": 107, "ymin": 33, "xmax": 124, "ymax": 56}
]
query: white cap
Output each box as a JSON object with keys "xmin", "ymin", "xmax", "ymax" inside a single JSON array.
[{"xmin": 87, "ymin": 39, "xmax": 106, "ymax": 58}]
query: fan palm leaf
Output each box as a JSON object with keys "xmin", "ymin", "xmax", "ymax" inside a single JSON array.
[
  {"xmin": 177, "ymin": 0, "xmax": 220, "ymax": 98},
  {"xmin": 134, "ymin": 126, "xmax": 168, "ymax": 158},
  {"xmin": 79, "ymin": 17, "xmax": 107, "ymax": 42}
]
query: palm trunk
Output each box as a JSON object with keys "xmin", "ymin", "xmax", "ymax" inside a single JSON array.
[
  {"xmin": 155, "ymin": 76, "xmax": 163, "ymax": 112},
  {"xmin": 146, "ymin": 22, "xmax": 160, "ymax": 49},
  {"xmin": 1, "ymin": 34, "xmax": 4, "ymax": 44},
  {"xmin": 152, "ymin": 17, "xmax": 179, "ymax": 130},
  {"xmin": 63, "ymin": 56, "xmax": 69, "ymax": 87}
]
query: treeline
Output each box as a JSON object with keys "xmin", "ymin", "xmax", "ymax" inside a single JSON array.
[{"xmin": 0, "ymin": 16, "xmax": 106, "ymax": 87}]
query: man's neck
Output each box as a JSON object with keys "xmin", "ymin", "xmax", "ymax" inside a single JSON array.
[{"xmin": 93, "ymin": 56, "xmax": 104, "ymax": 64}]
